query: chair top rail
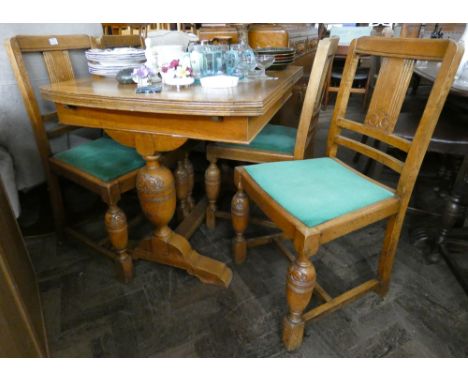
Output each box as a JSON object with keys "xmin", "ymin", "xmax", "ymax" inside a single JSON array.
[
  {"xmin": 13, "ymin": 34, "xmax": 92, "ymax": 52},
  {"xmin": 355, "ymin": 36, "xmax": 455, "ymax": 61}
]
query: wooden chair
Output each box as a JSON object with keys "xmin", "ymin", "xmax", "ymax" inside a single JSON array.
[
  {"xmin": 6, "ymin": 34, "xmax": 148, "ymax": 283},
  {"xmin": 205, "ymin": 37, "xmax": 339, "ymax": 229},
  {"xmin": 231, "ymin": 36, "xmax": 463, "ymax": 351}
]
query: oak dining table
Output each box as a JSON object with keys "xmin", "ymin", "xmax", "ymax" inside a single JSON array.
[{"xmin": 40, "ymin": 65, "xmax": 303, "ymax": 287}]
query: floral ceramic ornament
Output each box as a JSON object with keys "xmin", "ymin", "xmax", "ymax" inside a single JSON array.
[
  {"xmin": 160, "ymin": 59, "xmax": 195, "ymax": 90},
  {"xmin": 132, "ymin": 65, "xmax": 157, "ymax": 87}
]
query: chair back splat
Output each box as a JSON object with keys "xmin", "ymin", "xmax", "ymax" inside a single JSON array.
[{"xmin": 6, "ymin": 35, "xmax": 94, "ymax": 168}]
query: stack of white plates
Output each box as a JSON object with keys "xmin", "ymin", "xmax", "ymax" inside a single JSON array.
[{"xmin": 85, "ymin": 48, "xmax": 146, "ymax": 77}]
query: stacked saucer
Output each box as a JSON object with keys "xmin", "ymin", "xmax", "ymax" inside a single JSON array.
[
  {"xmin": 85, "ymin": 48, "xmax": 146, "ymax": 77},
  {"xmin": 254, "ymin": 47, "xmax": 295, "ymax": 70}
]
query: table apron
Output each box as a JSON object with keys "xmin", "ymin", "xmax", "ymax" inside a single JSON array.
[{"xmin": 55, "ymin": 90, "xmax": 291, "ymax": 145}]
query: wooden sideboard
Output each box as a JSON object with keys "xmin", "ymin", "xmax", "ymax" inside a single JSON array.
[
  {"xmin": 198, "ymin": 25, "xmax": 240, "ymax": 43},
  {"xmin": 264, "ymin": 24, "xmax": 319, "ymax": 128}
]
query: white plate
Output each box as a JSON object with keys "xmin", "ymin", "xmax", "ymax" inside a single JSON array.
[
  {"xmin": 88, "ymin": 62, "xmax": 142, "ymax": 77},
  {"xmin": 86, "ymin": 48, "xmax": 145, "ymax": 56},
  {"xmin": 85, "ymin": 48, "xmax": 146, "ymax": 66},
  {"xmin": 86, "ymin": 48, "xmax": 146, "ymax": 77}
]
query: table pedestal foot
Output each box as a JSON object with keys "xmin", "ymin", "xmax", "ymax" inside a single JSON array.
[
  {"xmin": 133, "ymin": 232, "xmax": 232, "ymax": 287},
  {"xmin": 135, "ymin": 152, "xmax": 231, "ymax": 287}
]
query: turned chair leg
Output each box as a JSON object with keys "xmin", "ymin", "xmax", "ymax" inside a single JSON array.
[
  {"xmin": 205, "ymin": 158, "xmax": 221, "ymax": 229},
  {"xmin": 184, "ymin": 153, "xmax": 195, "ymax": 212},
  {"xmin": 377, "ymin": 214, "xmax": 403, "ymax": 297},
  {"xmin": 175, "ymin": 159, "xmax": 190, "ymax": 221},
  {"xmin": 283, "ymin": 251, "xmax": 316, "ymax": 351},
  {"xmin": 231, "ymin": 182, "xmax": 249, "ymax": 264},
  {"xmin": 105, "ymin": 203, "xmax": 133, "ymax": 283}
]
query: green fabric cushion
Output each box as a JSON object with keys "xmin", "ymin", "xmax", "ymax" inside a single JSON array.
[
  {"xmin": 245, "ymin": 157, "xmax": 395, "ymax": 228},
  {"xmin": 54, "ymin": 137, "xmax": 145, "ymax": 182},
  {"xmin": 219, "ymin": 123, "xmax": 297, "ymax": 154}
]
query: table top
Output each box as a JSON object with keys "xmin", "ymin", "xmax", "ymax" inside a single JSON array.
[
  {"xmin": 41, "ymin": 66, "xmax": 303, "ymax": 117},
  {"xmin": 414, "ymin": 61, "xmax": 468, "ymax": 97}
]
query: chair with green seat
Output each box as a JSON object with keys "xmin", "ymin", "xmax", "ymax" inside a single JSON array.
[
  {"xmin": 231, "ymin": 36, "xmax": 463, "ymax": 351},
  {"xmin": 205, "ymin": 37, "xmax": 339, "ymax": 229},
  {"xmin": 6, "ymin": 34, "xmax": 147, "ymax": 283}
]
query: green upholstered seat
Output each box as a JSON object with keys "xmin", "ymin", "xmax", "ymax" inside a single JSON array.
[
  {"xmin": 218, "ymin": 123, "xmax": 297, "ymax": 154},
  {"xmin": 54, "ymin": 137, "xmax": 145, "ymax": 182},
  {"xmin": 244, "ymin": 157, "xmax": 395, "ymax": 228}
]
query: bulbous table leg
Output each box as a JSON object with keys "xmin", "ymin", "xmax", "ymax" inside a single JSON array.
[{"xmin": 133, "ymin": 154, "xmax": 232, "ymax": 287}]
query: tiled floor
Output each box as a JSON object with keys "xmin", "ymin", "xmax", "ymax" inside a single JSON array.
[{"xmin": 22, "ymin": 94, "xmax": 468, "ymax": 357}]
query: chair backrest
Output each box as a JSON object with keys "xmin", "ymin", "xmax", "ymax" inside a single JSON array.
[
  {"xmin": 5, "ymin": 34, "xmax": 94, "ymax": 174},
  {"xmin": 326, "ymin": 36, "xmax": 463, "ymax": 209},
  {"xmin": 293, "ymin": 36, "xmax": 339, "ymax": 159},
  {"xmin": 6, "ymin": 34, "xmax": 145, "ymax": 175},
  {"xmin": 94, "ymin": 34, "xmax": 144, "ymax": 49}
]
